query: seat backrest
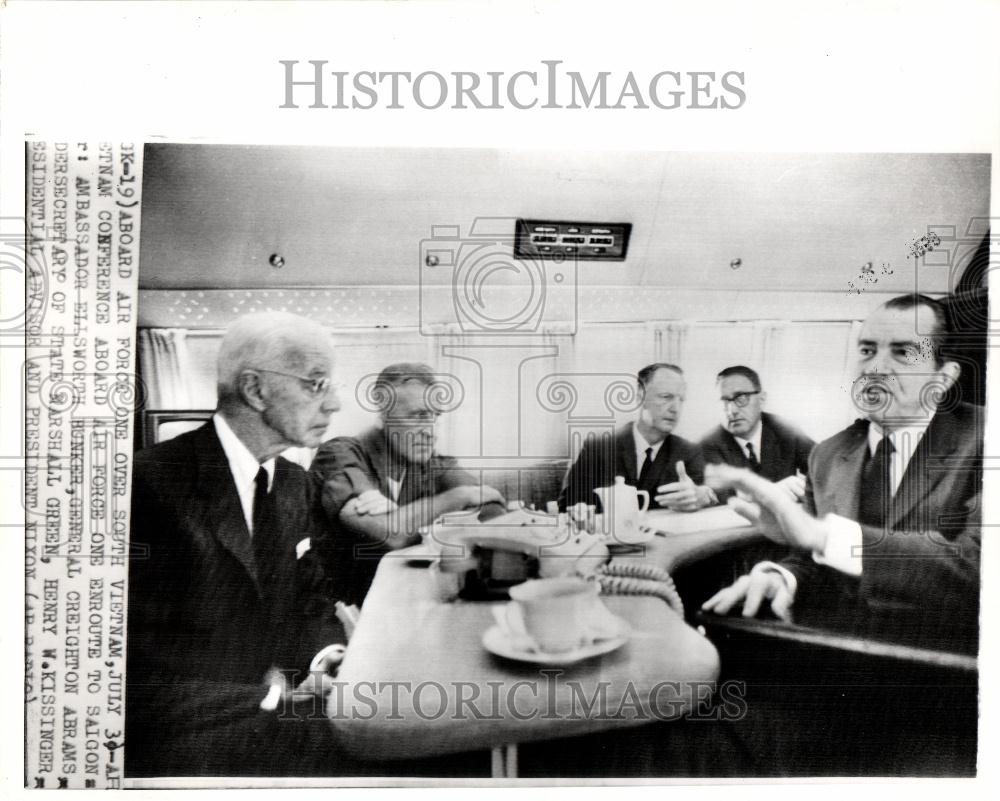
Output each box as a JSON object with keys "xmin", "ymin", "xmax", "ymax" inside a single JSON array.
[{"xmin": 476, "ymin": 460, "xmax": 570, "ymax": 510}]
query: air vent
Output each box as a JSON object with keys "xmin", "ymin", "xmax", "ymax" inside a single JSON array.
[{"xmin": 514, "ymin": 219, "xmax": 632, "ymax": 261}]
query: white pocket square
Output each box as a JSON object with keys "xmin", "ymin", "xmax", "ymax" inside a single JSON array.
[{"xmin": 296, "ymin": 537, "xmax": 311, "ymax": 559}]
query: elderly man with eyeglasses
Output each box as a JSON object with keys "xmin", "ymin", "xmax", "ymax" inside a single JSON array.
[
  {"xmin": 311, "ymin": 362, "xmax": 506, "ymax": 602},
  {"xmin": 127, "ymin": 312, "xmax": 360, "ymax": 777},
  {"xmin": 699, "ymin": 365, "xmax": 815, "ymax": 502}
]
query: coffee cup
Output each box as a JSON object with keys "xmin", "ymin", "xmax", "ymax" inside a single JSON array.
[{"xmin": 506, "ymin": 577, "xmax": 598, "ymax": 653}]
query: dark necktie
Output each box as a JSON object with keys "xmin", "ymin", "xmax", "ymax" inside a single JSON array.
[
  {"xmin": 252, "ymin": 466, "xmax": 278, "ymax": 586},
  {"xmin": 858, "ymin": 435, "xmax": 895, "ymax": 528},
  {"xmin": 639, "ymin": 446, "xmax": 654, "ymax": 486},
  {"xmin": 745, "ymin": 443, "xmax": 761, "ymax": 473}
]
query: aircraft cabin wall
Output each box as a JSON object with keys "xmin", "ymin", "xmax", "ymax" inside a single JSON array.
[{"xmin": 135, "ymin": 146, "xmax": 990, "ymax": 464}]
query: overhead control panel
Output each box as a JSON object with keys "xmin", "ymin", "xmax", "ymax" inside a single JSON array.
[{"xmin": 514, "ymin": 219, "xmax": 632, "ymax": 261}]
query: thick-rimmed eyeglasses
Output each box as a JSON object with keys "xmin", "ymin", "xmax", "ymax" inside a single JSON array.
[
  {"xmin": 250, "ymin": 368, "xmax": 342, "ymax": 398},
  {"xmin": 720, "ymin": 391, "xmax": 761, "ymax": 408}
]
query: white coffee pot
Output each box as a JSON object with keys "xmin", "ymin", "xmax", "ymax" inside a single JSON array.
[{"xmin": 593, "ymin": 476, "xmax": 650, "ymax": 544}]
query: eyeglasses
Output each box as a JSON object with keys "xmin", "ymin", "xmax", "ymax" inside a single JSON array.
[
  {"xmin": 720, "ymin": 391, "xmax": 761, "ymax": 408},
  {"xmin": 250, "ymin": 368, "xmax": 343, "ymax": 398}
]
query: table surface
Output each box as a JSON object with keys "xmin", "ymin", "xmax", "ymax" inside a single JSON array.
[
  {"xmin": 331, "ymin": 551, "xmax": 721, "ymax": 761},
  {"xmin": 627, "ymin": 508, "xmax": 762, "ymax": 573}
]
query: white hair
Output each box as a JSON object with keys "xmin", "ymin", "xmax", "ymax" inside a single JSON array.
[{"xmin": 216, "ymin": 312, "xmax": 333, "ymax": 404}]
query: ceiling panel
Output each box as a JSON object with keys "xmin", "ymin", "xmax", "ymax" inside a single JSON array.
[{"xmin": 139, "ymin": 146, "xmax": 990, "ymax": 294}]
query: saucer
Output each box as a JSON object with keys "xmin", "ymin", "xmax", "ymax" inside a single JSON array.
[
  {"xmin": 482, "ymin": 625, "xmax": 629, "ymax": 665},
  {"xmin": 605, "ymin": 524, "xmax": 655, "ymax": 547}
]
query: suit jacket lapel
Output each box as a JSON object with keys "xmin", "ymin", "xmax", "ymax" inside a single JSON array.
[
  {"xmin": 616, "ymin": 424, "xmax": 637, "ymax": 484},
  {"xmin": 759, "ymin": 417, "xmax": 780, "ymax": 468},
  {"xmin": 719, "ymin": 427, "xmax": 748, "ymax": 468},
  {"xmin": 651, "ymin": 435, "xmax": 678, "ymax": 489},
  {"xmin": 831, "ymin": 423, "xmax": 869, "ymax": 520},
  {"xmin": 890, "ymin": 411, "xmax": 958, "ymax": 528},
  {"xmin": 194, "ymin": 425, "xmax": 263, "ymax": 595}
]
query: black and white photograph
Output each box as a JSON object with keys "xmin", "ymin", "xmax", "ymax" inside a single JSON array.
[
  {"xmin": 5, "ymin": 0, "xmax": 999, "ymax": 795},
  {"xmin": 123, "ymin": 145, "xmax": 989, "ymax": 781}
]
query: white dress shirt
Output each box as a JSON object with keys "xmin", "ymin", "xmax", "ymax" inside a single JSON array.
[
  {"xmin": 386, "ymin": 472, "xmax": 405, "ymax": 502},
  {"xmin": 632, "ymin": 425, "xmax": 665, "ymax": 477},
  {"xmin": 213, "ymin": 413, "xmax": 275, "ymax": 537},
  {"xmin": 733, "ymin": 424, "xmax": 763, "ymax": 465},
  {"xmin": 756, "ymin": 418, "xmax": 930, "ymax": 595},
  {"xmin": 212, "ymin": 416, "xmax": 340, "ymax": 709}
]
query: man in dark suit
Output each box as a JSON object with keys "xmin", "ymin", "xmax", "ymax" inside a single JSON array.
[
  {"xmin": 700, "ymin": 365, "xmax": 815, "ymax": 500},
  {"xmin": 560, "ymin": 363, "xmax": 715, "ymax": 512},
  {"xmin": 126, "ymin": 312, "xmax": 355, "ymax": 777},
  {"xmin": 698, "ymin": 294, "xmax": 982, "ymax": 775},
  {"xmin": 703, "ymin": 294, "xmax": 981, "ymax": 646}
]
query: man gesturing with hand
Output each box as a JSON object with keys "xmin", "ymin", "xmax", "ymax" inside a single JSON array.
[
  {"xmin": 701, "ymin": 295, "xmax": 982, "ymax": 650},
  {"xmin": 560, "ymin": 363, "xmax": 715, "ymax": 513},
  {"xmin": 655, "ymin": 460, "xmax": 717, "ymax": 512}
]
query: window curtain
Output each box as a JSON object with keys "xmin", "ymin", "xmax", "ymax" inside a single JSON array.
[
  {"xmin": 136, "ymin": 320, "xmax": 867, "ymax": 463},
  {"xmin": 650, "ymin": 320, "xmax": 690, "ymax": 364},
  {"xmin": 840, "ymin": 320, "xmax": 866, "ymax": 427},
  {"xmin": 324, "ymin": 328, "xmax": 435, "ymax": 440},
  {"xmin": 751, "ymin": 320, "xmax": 786, "ymax": 381},
  {"xmin": 138, "ymin": 328, "xmax": 193, "ymax": 409},
  {"xmin": 431, "ymin": 322, "xmax": 521, "ymax": 459}
]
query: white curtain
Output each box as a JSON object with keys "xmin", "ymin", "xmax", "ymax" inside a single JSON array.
[
  {"xmin": 140, "ymin": 320, "xmax": 866, "ymax": 461},
  {"xmin": 138, "ymin": 328, "xmax": 193, "ymax": 409},
  {"xmin": 761, "ymin": 320, "xmax": 861, "ymax": 441},
  {"xmin": 650, "ymin": 320, "xmax": 689, "ymax": 364},
  {"xmin": 664, "ymin": 321, "xmax": 755, "ymax": 439},
  {"xmin": 429, "ymin": 323, "xmax": 523, "ymax": 458},
  {"xmin": 751, "ymin": 320, "xmax": 786, "ymax": 380},
  {"xmin": 324, "ymin": 328, "xmax": 435, "ymax": 440}
]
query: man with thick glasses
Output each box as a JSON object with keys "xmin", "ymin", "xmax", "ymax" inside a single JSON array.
[
  {"xmin": 699, "ymin": 365, "xmax": 815, "ymax": 501},
  {"xmin": 312, "ymin": 362, "xmax": 506, "ymax": 602}
]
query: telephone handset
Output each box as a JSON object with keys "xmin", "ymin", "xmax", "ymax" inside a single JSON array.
[{"xmin": 427, "ymin": 507, "xmax": 684, "ymax": 617}]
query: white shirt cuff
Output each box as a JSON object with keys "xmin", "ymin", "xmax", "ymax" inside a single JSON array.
[
  {"xmin": 309, "ymin": 643, "xmax": 347, "ymax": 673},
  {"xmin": 751, "ymin": 561, "xmax": 798, "ymax": 600},
  {"xmin": 811, "ymin": 513, "xmax": 863, "ymax": 576}
]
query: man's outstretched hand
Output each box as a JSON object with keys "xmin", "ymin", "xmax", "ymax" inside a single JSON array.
[
  {"xmin": 701, "ymin": 570, "xmax": 793, "ymax": 621},
  {"xmin": 656, "ymin": 461, "xmax": 717, "ymax": 511},
  {"xmin": 705, "ymin": 463, "xmax": 829, "ymax": 554}
]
